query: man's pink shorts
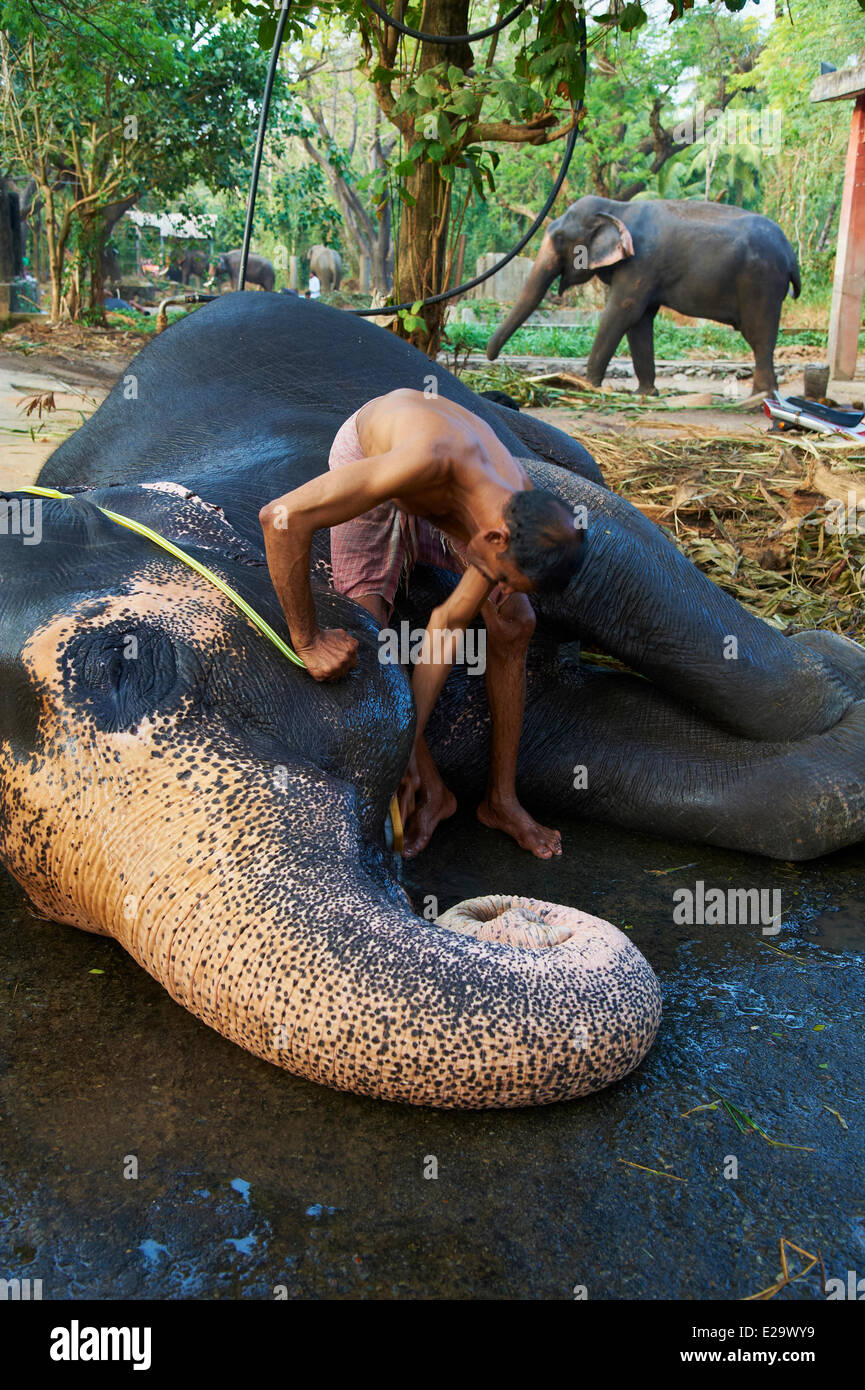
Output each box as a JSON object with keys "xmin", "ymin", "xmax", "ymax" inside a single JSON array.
[{"xmin": 328, "ymin": 407, "xmax": 471, "ymax": 612}]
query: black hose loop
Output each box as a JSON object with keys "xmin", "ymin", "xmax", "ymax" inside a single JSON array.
[
  {"xmin": 238, "ymin": 1, "xmax": 586, "ymax": 316},
  {"xmin": 361, "ymin": 0, "xmax": 531, "ymax": 45}
]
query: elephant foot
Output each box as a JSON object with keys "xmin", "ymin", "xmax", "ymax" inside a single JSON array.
[
  {"xmin": 477, "ymin": 795, "xmax": 562, "ymax": 859},
  {"xmin": 741, "ymin": 390, "xmax": 772, "ymax": 411},
  {"xmin": 636, "ymin": 384, "xmax": 659, "ymax": 397}
]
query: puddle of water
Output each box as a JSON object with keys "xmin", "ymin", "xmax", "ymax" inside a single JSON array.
[{"xmin": 2, "ymin": 812, "xmax": 864, "ymax": 1299}]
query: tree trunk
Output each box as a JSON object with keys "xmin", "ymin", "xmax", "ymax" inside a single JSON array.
[
  {"xmin": 42, "ymin": 185, "xmax": 66, "ymax": 324},
  {"xmin": 394, "ymin": 0, "xmax": 472, "ymax": 356},
  {"xmin": 85, "ymin": 194, "xmax": 138, "ymax": 321},
  {"xmin": 301, "ymin": 117, "xmax": 393, "ymax": 295},
  {"xmin": 816, "ymin": 199, "xmax": 838, "ymax": 255}
]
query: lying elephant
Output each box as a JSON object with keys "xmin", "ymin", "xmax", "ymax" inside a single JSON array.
[
  {"xmin": 487, "ymin": 196, "xmax": 801, "ymax": 396},
  {"xmin": 2, "ymin": 294, "xmax": 864, "ymax": 1109},
  {"xmin": 212, "ymin": 248, "xmax": 275, "ymax": 293}
]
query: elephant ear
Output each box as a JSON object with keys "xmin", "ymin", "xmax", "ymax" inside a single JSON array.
[{"xmin": 588, "ymin": 213, "xmax": 635, "ymax": 270}]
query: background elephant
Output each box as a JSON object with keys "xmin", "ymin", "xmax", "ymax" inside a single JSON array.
[
  {"xmin": 487, "ymin": 196, "xmax": 801, "ymax": 396},
  {"xmin": 176, "ymin": 248, "xmax": 210, "ymax": 285},
  {"xmin": 100, "ymin": 242, "xmax": 121, "ymax": 294},
  {"xmin": 213, "ymin": 248, "xmax": 275, "ymax": 292},
  {"xmin": 308, "ymin": 243, "xmax": 342, "ymax": 291}
]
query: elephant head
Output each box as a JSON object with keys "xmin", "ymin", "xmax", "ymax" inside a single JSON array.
[
  {"xmin": 487, "ymin": 198, "xmax": 634, "ymax": 360},
  {"xmin": 0, "ymin": 481, "xmax": 662, "ymax": 1107}
]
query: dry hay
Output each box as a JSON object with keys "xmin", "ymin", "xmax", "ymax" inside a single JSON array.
[{"xmin": 588, "ymin": 431, "xmax": 865, "ymax": 639}]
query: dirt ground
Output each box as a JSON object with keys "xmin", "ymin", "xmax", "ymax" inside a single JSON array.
[
  {"xmin": 2, "ymin": 315, "xmax": 863, "ymax": 482},
  {"xmin": 0, "ymin": 316, "xmax": 809, "ymax": 487},
  {"xmin": 0, "ymin": 321, "xmax": 132, "ymax": 488}
]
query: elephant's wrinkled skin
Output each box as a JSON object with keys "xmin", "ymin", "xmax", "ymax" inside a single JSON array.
[
  {"xmin": 488, "ymin": 196, "xmax": 801, "ymax": 395},
  {"xmin": 1, "ymin": 294, "xmax": 864, "ymax": 1107}
]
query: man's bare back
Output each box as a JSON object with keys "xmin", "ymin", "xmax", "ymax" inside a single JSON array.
[{"xmin": 354, "ymin": 389, "xmax": 529, "ymax": 544}]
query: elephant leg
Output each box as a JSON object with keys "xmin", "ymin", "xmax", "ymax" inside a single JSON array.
[
  {"xmin": 585, "ymin": 286, "xmax": 650, "ymax": 389},
  {"xmin": 483, "ymin": 401, "xmax": 607, "ymax": 488},
  {"xmin": 625, "ymin": 307, "xmax": 659, "ymax": 395},
  {"xmin": 739, "ymin": 285, "xmax": 782, "ymax": 395}
]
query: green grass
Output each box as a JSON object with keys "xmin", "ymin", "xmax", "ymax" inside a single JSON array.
[
  {"xmin": 445, "ymin": 319, "xmax": 851, "ymax": 360},
  {"xmin": 103, "ymin": 305, "xmax": 201, "ymax": 334}
]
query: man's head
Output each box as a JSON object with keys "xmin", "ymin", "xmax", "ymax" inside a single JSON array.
[{"xmin": 466, "ymin": 488, "xmax": 585, "ymax": 596}]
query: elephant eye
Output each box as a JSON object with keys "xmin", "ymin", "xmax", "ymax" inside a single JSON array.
[{"xmin": 62, "ymin": 622, "xmax": 180, "ymax": 732}]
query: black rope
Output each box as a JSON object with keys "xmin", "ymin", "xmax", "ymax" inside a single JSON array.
[
  {"xmin": 361, "ymin": 0, "xmax": 531, "ymax": 44},
  {"xmin": 348, "ymin": 121, "xmax": 579, "ymax": 316},
  {"xmin": 238, "ymin": 0, "xmax": 293, "ymax": 290},
  {"xmin": 238, "ymin": 0, "xmax": 584, "ymax": 314}
]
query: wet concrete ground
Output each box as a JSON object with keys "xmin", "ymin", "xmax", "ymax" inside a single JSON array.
[{"xmin": 1, "ymin": 811, "xmax": 862, "ymax": 1300}]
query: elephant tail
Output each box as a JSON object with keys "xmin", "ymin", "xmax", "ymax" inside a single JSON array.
[{"xmin": 788, "ymin": 254, "xmax": 801, "ymax": 299}]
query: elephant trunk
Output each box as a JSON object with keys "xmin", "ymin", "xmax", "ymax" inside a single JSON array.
[
  {"xmin": 111, "ymin": 860, "xmax": 660, "ymax": 1109},
  {"xmin": 0, "ymin": 726, "xmax": 659, "ymax": 1110},
  {"xmin": 87, "ymin": 768, "xmax": 660, "ymax": 1109},
  {"xmin": 486, "ymin": 234, "xmax": 562, "ymax": 361}
]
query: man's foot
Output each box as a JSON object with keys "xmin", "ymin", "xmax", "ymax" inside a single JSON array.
[
  {"xmin": 477, "ymin": 796, "xmax": 562, "ymax": 859},
  {"xmin": 403, "ymin": 780, "xmax": 457, "ymax": 859}
]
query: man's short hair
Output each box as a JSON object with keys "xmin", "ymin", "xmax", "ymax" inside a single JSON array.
[{"xmin": 502, "ymin": 488, "xmax": 585, "ymax": 593}]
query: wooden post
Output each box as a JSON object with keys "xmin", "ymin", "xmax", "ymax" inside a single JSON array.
[
  {"xmin": 811, "ymin": 63, "xmax": 865, "ymax": 381},
  {"xmin": 289, "ymin": 255, "xmax": 298, "ymax": 291},
  {"xmin": 827, "ymin": 96, "xmax": 865, "ymax": 379}
]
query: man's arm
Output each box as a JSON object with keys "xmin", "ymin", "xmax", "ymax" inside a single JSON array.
[
  {"xmin": 410, "ymin": 566, "xmax": 493, "ymax": 737},
  {"xmin": 259, "ymin": 444, "xmax": 434, "ymax": 680},
  {"xmin": 396, "ymin": 565, "xmax": 491, "ymax": 827}
]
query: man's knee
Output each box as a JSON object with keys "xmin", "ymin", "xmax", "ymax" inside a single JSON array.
[{"xmin": 487, "ymin": 595, "xmax": 536, "ymax": 650}]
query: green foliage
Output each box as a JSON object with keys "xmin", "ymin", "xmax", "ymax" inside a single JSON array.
[
  {"xmin": 1, "ymin": 0, "xmax": 291, "ymax": 201},
  {"xmin": 261, "ymin": 166, "xmax": 342, "ymax": 254},
  {"xmin": 0, "ymin": 0, "xmax": 296, "ymax": 315},
  {"xmin": 744, "ymin": 0, "xmax": 865, "ymax": 263}
]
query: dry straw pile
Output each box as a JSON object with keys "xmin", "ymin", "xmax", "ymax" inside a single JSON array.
[{"xmin": 591, "ymin": 432, "xmax": 864, "ymax": 639}]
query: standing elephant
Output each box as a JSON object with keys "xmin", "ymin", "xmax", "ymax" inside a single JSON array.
[
  {"xmin": 177, "ymin": 248, "xmax": 210, "ymax": 285},
  {"xmin": 308, "ymin": 243, "xmax": 342, "ymax": 292},
  {"xmin": 3, "ymin": 293, "xmax": 864, "ymax": 1109},
  {"xmin": 213, "ymin": 248, "xmax": 275, "ymax": 292},
  {"xmin": 487, "ymin": 196, "xmax": 801, "ymax": 396}
]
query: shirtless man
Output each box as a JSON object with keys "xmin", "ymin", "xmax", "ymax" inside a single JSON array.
[{"xmin": 259, "ymin": 388, "xmax": 584, "ymax": 859}]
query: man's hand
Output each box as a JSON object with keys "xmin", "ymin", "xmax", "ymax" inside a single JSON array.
[{"xmin": 296, "ymin": 628, "xmax": 359, "ymax": 682}]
